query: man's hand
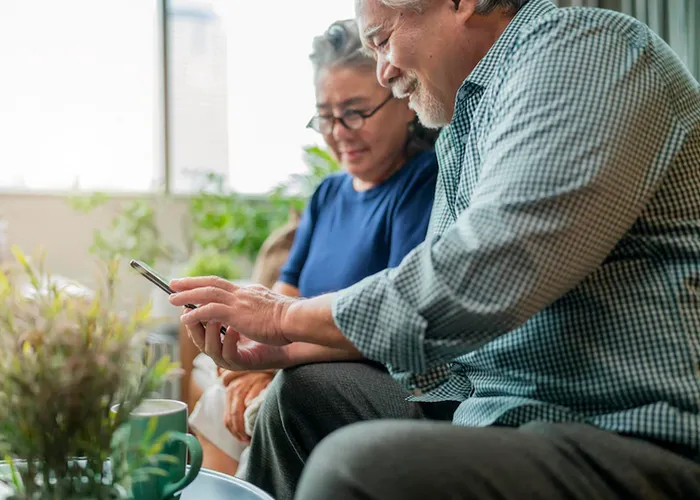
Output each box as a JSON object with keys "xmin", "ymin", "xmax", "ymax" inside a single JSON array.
[
  {"xmin": 170, "ymin": 276, "xmax": 362, "ymax": 370},
  {"xmin": 170, "ymin": 277, "xmax": 295, "ymax": 346},
  {"xmin": 176, "ymin": 316, "xmax": 294, "ymax": 371},
  {"xmin": 223, "ymin": 371, "xmax": 274, "ymax": 444}
]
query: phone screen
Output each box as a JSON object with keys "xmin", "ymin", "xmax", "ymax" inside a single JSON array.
[{"xmin": 129, "ymin": 259, "xmax": 227, "ymax": 335}]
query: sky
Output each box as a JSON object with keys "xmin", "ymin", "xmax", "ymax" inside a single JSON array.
[{"xmin": 0, "ymin": 0, "xmax": 355, "ymax": 193}]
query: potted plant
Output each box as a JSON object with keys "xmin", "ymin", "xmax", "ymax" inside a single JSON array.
[{"xmin": 0, "ymin": 248, "xmax": 178, "ymax": 499}]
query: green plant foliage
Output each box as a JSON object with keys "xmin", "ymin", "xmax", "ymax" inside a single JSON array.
[
  {"xmin": 0, "ymin": 247, "xmax": 178, "ymax": 499},
  {"xmin": 182, "ymin": 249, "xmax": 241, "ymax": 280},
  {"xmin": 67, "ymin": 145, "xmax": 341, "ymax": 273}
]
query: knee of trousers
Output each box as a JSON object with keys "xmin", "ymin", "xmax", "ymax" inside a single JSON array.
[
  {"xmin": 299, "ymin": 421, "xmax": 406, "ymax": 489},
  {"xmin": 254, "ymin": 363, "xmax": 350, "ymax": 438}
]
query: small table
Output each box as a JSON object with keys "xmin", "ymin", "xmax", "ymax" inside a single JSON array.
[
  {"xmin": 181, "ymin": 468, "xmax": 273, "ymax": 499},
  {"xmin": 0, "ymin": 463, "xmax": 273, "ymax": 499}
]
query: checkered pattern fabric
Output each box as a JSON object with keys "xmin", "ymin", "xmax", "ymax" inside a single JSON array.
[{"xmin": 332, "ymin": 0, "xmax": 700, "ymax": 448}]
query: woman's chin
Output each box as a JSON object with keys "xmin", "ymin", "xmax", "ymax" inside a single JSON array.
[
  {"xmin": 343, "ymin": 156, "xmax": 371, "ymax": 172},
  {"xmin": 343, "ymin": 161, "xmax": 373, "ymax": 177}
]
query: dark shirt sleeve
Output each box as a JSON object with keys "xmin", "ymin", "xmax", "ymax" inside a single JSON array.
[
  {"xmin": 277, "ymin": 183, "xmax": 323, "ymax": 288},
  {"xmin": 388, "ymin": 159, "xmax": 438, "ymax": 268}
]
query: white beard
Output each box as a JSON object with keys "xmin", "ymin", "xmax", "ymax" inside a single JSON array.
[
  {"xmin": 393, "ymin": 75, "xmax": 451, "ymax": 129},
  {"xmin": 409, "ymin": 84, "xmax": 451, "ymax": 129}
]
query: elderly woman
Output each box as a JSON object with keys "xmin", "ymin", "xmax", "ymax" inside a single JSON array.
[{"xmin": 187, "ymin": 18, "xmax": 442, "ymax": 479}]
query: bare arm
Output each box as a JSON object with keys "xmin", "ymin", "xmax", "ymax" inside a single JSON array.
[
  {"xmin": 272, "ymin": 282, "xmax": 361, "ymax": 364},
  {"xmin": 282, "ymin": 293, "xmax": 358, "ymax": 353},
  {"xmin": 272, "ymin": 281, "xmax": 300, "ymax": 297}
]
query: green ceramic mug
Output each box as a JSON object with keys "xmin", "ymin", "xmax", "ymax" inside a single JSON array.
[{"xmin": 111, "ymin": 399, "xmax": 203, "ymax": 499}]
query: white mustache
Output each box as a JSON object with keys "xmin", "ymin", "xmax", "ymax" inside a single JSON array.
[{"xmin": 392, "ymin": 78, "xmax": 418, "ymax": 99}]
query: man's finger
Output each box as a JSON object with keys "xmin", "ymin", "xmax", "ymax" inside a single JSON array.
[
  {"xmin": 169, "ymin": 286, "xmax": 235, "ymax": 308},
  {"xmin": 187, "ymin": 327, "xmax": 205, "ymax": 351},
  {"xmin": 204, "ymin": 320, "xmax": 225, "ymax": 365},
  {"xmin": 180, "ymin": 303, "xmax": 231, "ymax": 326},
  {"xmin": 169, "ymin": 276, "xmax": 238, "ymax": 293},
  {"xmin": 185, "ymin": 312, "xmax": 206, "ymax": 351},
  {"xmin": 221, "ymin": 329, "xmax": 243, "ymax": 368}
]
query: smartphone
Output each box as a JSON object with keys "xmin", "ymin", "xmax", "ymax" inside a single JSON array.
[{"xmin": 130, "ymin": 259, "xmax": 227, "ymax": 335}]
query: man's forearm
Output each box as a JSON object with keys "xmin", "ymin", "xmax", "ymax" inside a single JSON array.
[
  {"xmin": 283, "ymin": 342, "xmax": 363, "ymax": 368},
  {"xmin": 282, "ymin": 293, "xmax": 360, "ymax": 353}
]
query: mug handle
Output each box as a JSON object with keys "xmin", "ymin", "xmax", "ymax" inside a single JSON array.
[{"xmin": 161, "ymin": 431, "xmax": 203, "ymax": 499}]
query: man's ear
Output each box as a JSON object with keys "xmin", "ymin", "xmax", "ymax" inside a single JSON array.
[{"xmin": 453, "ymin": 0, "xmax": 477, "ymax": 24}]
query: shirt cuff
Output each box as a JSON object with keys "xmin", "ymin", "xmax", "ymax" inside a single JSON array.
[{"xmin": 331, "ymin": 270, "xmax": 428, "ymax": 374}]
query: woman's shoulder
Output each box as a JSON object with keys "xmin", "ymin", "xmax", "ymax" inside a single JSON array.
[
  {"xmin": 397, "ymin": 149, "xmax": 438, "ymax": 188},
  {"xmin": 408, "ymin": 149, "xmax": 438, "ymax": 174},
  {"xmin": 311, "ymin": 171, "xmax": 351, "ymax": 206}
]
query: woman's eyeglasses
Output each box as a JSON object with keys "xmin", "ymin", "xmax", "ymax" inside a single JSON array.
[{"xmin": 307, "ymin": 94, "xmax": 393, "ymax": 135}]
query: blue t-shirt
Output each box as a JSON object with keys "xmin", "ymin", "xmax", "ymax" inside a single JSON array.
[{"xmin": 279, "ymin": 150, "xmax": 438, "ymax": 298}]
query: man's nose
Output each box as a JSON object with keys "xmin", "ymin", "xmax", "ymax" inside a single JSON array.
[{"xmin": 376, "ymin": 56, "xmax": 401, "ymax": 89}]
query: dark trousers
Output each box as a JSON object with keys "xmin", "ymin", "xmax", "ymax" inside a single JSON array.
[
  {"xmin": 244, "ymin": 362, "xmax": 700, "ymax": 500},
  {"xmin": 244, "ymin": 361, "xmax": 456, "ymax": 499}
]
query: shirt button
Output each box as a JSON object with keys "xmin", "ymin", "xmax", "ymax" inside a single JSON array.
[{"xmin": 412, "ymin": 388, "xmax": 423, "ymax": 397}]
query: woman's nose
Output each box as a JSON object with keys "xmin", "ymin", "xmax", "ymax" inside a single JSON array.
[{"xmin": 332, "ymin": 119, "xmax": 354, "ymax": 141}]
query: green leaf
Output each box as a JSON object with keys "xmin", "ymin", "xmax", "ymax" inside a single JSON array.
[{"xmin": 4, "ymin": 455, "xmax": 24, "ymax": 493}]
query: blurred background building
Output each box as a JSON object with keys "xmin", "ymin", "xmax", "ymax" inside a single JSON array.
[{"xmin": 168, "ymin": 0, "xmax": 229, "ymax": 193}]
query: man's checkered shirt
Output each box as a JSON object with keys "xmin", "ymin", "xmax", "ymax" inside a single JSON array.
[{"xmin": 333, "ymin": 0, "xmax": 700, "ymax": 449}]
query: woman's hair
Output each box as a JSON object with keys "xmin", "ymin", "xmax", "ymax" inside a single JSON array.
[{"xmin": 309, "ymin": 19, "xmax": 439, "ymax": 155}]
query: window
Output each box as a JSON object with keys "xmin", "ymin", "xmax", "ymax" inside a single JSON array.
[
  {"xmin": 0, "ymin": 0, "xmax": 160, "ymax": 192},
  {"xmin": 192, "ymin": 0, "xmax": 356, "ymax": 194},
  {"xmin": 0, "ymin": 0, "xmax": 354, "ymax": 194}
]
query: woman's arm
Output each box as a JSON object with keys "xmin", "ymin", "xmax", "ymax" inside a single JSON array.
[{"xmin": 272, "ymin": 281, "xmax": 300, "ymax": 297}]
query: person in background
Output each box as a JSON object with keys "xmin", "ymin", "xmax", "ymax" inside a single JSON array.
[{"xmin": 187, "ymin": 18, "xmax": 443, "ymax": 477}]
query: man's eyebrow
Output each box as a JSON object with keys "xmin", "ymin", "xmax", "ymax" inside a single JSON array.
[{"xmin": 362, "ymin": 23, "xmax": 387, "ymax": 41}]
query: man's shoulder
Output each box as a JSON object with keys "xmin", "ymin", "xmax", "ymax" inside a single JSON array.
[
  {"xmin": 484, "ymin": 6, "xmax": 658, "ymax": 101},
  {"xmin": 515, "ymin": 6, "xmax": 651, "ymax": 54}
]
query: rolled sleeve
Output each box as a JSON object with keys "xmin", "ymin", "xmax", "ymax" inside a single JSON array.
[{"xmin": 332, "ymin": 267, "xmax": 429, "ymax": 374}]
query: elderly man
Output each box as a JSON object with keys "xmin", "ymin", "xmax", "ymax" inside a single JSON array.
[{"xmin": 170, "ymin": 0, "xmax": 700, "ymax": 498}]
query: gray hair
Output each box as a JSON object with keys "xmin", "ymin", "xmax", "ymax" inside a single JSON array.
[
  {"xmin": 379, "ymin": 0, "xmax": 529, "ymax": 14},
  {"xmin": 309, "ymin": 19, "xmax": 374, "ymax": 79},
  {"xmin": 309, "ymin": 19, "xmax": 440, "ymax": 154}
]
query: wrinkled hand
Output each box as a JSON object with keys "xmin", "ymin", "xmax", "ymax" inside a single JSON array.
[
  {"xmin": 170, "ymin": 277, "xmax": 294, "ymax": 345},
  {"xmin": 223, "ymin": 371, "xmax": 274, "ymax": 443},
  {"xmin": 169, "ymin": 277, "xmax": 297, "ymax": 371}
]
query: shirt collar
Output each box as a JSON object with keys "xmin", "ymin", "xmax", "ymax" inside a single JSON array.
[{"xmin": 459, "ymin": 0, "xmax": 557, "ymax": 93}]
